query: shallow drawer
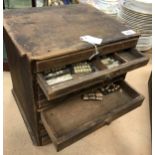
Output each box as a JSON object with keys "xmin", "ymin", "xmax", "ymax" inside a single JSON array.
[
  {"xmin": 35, "ymin": 38, "xmax": 139, "ymax": 73},
  {"xmin": 41, "ymin": 80, "xmax": 144, "ymax": 151},
  {"xmin": 37, "ymin": 49, "xmax": 148, "ymax": 101}
]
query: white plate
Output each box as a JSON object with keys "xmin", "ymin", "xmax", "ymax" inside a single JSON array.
[
  {"xmin": 117, "ymin": 16, "xmax": 152, "ymax": 35},
  {"xmin": 129, "ymin": 0, "xmax": 152, "ymax": 11},
  {"xmin": 120, "ymin": 7, "xmax": 152, "ymax": 19},
  {"xmin": 136, "ymin": 45, "xmax": 152, "ymax": 51},
  {"xmin": 119, "ymin": 12, "xmax": 152, "ymax": 23},
  {"xmin": 119, "ymin": 12, "xmax": 152, "ymax": 24},
  {"xmin": 121, "ymin": 3, "xmax": 152, "ymax": 15},
  {"xmin": 118, "ymin": 15, "xmax": 152, "ymax": 28},
  {"xmin": 123, "ymin": 2, "xmax": 152, "ymax": 15}
]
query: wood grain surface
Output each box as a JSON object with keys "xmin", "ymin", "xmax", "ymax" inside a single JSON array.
[{"xmin": 4, "ymin": 4, "xmax": 139, "ymax": 60}]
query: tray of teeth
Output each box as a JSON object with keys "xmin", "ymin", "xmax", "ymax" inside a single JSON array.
[
  {"xmin": 43, "ymin": 61, "xmax": 94, "ymax": 86},
  {"xmin": 82, "ymin": 82, "xmax": 121, "ymax": 101},
  {"xmin": 73, "ymin": 62, "xmax": 93, "ymax": 74},
  {"xmin": 101, "ymin": 57, "xmax": 121, "ymax": 69},
  {"xmin": 82, "ymin": 91, "xmax": 103, "ymax": 101},
  {"xmin": 100, "ymin": 83, "xmax": 120, "ymax": 95},
  {"xmin": 44, "ymin": 68, "xmax": 73, "ymax": 86}
]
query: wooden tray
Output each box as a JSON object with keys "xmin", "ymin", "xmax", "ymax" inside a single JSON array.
[
  {"xmin": 41, "ymin": 80, "xmax": 144, "ymax": 151},
  {"xmin": 37, "ymin": 49, "xmax": 148, "ymax": 101}
]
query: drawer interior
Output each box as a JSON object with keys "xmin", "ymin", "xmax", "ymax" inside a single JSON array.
[
  {"xmin": 41, "ymin": 80, "xmax": 144, "ymax": 151},
  {"xmin": 37, "ymin": 49, "xmax": 148, "ymax": 101},
  {"xmin": 36, "ymin": 75, "xmax": 125, "ymax": 111},
  {"xmin": 116, "ymin": 49, "xmax": 144, "ymax": 61}
]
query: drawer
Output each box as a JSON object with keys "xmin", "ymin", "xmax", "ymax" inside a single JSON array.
[
  {"xmin": 36, "ymin": 75, "xmax": 126, "ymax": 111},
  {"xmin": 37, "ymin": 49, "xmax": 148, "ymax": 101},
  {"xmin": 41, "ymin": 80, "xmax": 144, "ymax": 151},
  {"xmin": 35, "ymin": 38, "xmax": 138, "ymax": 73}
]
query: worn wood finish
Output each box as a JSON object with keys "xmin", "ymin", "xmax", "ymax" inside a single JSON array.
[
  {"xmin": 36, "ymin": 75, "xmax": 126, "ymax": 112},
  {"xmin": 4, "ymin": 28, "xmax": 40, "ymax": 145},
  {"xmin": 12, "ymin": 89, "xmax": 38, "ymax": 144},
  {"xmin": 38, "ymin": 121, "xmax": 51, "ymax": 145},
  {"xmin": 37, "ymin": 49, "xmax": 148, "ymax": 101},
  {"xmin": 41, "ymin": 80, "xmax": 144, "ymax": 151},
  {"xmin": 3, "ymin": 61, "xmax": 9, "ymax": 71},
  {"xmin": 35, "ymin": 38, "xmax": 138, "ymax": 72},
  {"xmin": 3, "ymin": 4, "xmax": 139, "ymax": 61},
  {"xmin": 3, "ymin": 4, "xmax": 149, "ymax": 151}
]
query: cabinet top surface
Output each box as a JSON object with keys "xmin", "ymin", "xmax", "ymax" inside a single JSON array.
[{"xmin": 4, "ymin": 4, "xmax": 139, "ymax": 60}]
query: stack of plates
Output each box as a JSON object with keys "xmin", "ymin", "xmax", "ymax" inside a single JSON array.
[
  {"xmin": 89, "ymin": 0, "xmax": 120, "ymax": 16},
  {"xmin": 118, "ymin": 0, "xmax": 152, "ymax": 51}
]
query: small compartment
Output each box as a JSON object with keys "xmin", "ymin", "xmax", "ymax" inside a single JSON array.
[
  {"xmin": 43, "ymin": 61, "xmax": 97, "ymax": 86},
  {"xmin": 37, "ymin": 60, "xmax": 104, "ymax": 101},
  {"xmin": 37, "ymin": 49, "xmax": 148, "ymax": 101},
  {"xmin": 34, "ymin": 38, "xmax": 140, "ymax": 73},
  {"xmin": 94, "ymin": 53, "xmax": 126, "ymax": 70},
  {"xmin": 41, "ymin": 80, "xmax": 144, "ymax": 151},
  {"xmin": 116, "ymin": 49, "xmax": 144, "ymax": 62}
]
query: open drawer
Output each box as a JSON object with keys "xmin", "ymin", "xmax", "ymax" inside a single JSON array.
[
  {"xmin": 37, "ymin": 49, "xmax": 148, "ymax": 101},
  {"xmin": 41, "ymin": 80, "xmax": 144, "ymax": 151}
]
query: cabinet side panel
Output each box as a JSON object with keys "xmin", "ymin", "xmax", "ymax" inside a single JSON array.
[{"xmin": 4, "ymin": 28, "xmax": 40, "ymax": 145}]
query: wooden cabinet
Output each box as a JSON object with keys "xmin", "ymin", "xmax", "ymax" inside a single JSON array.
[{"xmin": 4, "ymin": 4, "xmax": 149, "ymax": 151}]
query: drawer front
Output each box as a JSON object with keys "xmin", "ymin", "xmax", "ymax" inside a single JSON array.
[
  {"xmin": 35, "ymin": 38, "xmax": 138, "ymax": 73},
  {"xmin": 41, "ymin": 80, "xmax": 144, "ymax": 151},
  {"xmin": 37, "ymin": 49, "xmax": 148, "ymax": 101},
  {"xmin": 36, "ymin": 75, "xmax": 126, "ymax": 112}
]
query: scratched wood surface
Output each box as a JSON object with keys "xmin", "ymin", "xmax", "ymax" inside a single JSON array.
[
  {"xmin": 37, "ymin": 49, "xmax": 148, "ymax": 101},
  {"xmin": 3, "ymin": 4, "xmax": 139, "ymax": 60},
  {"xmin": 41, "ymin": 80, "xmax": 144, "ymax": 151}
]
